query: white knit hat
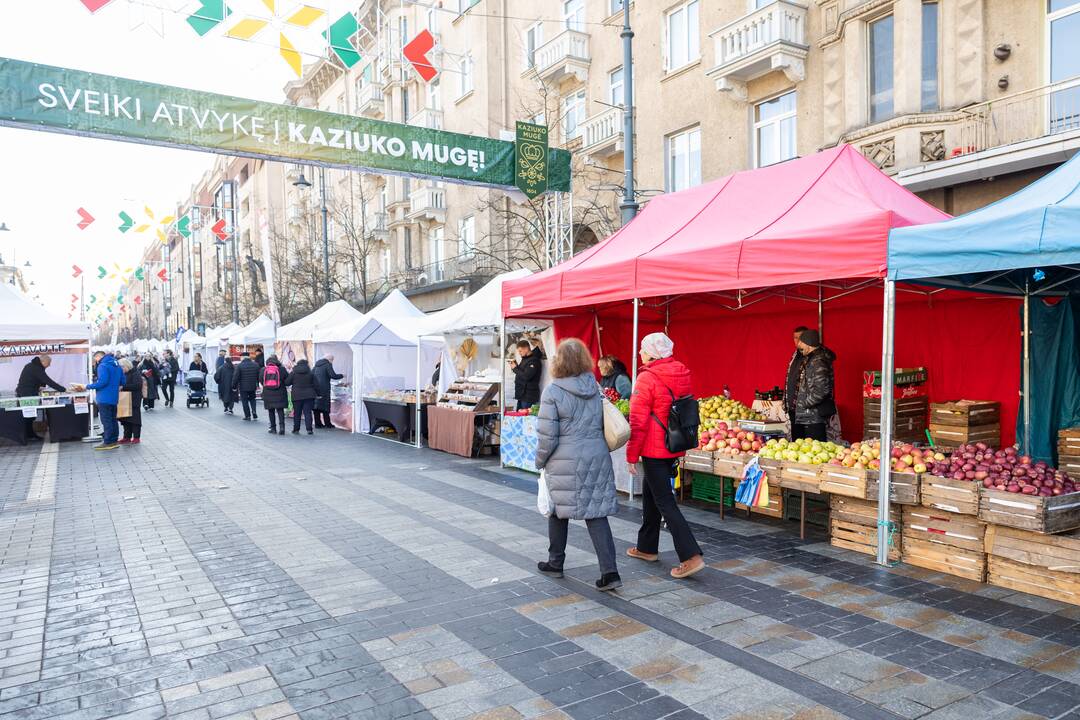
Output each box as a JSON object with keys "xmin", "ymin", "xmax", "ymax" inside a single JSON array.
[{"xmin": 640, "ymin": 332, "xmax": 674, "ymax": 359}]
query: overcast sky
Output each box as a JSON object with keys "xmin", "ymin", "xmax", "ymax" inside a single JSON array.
[{"xmin": 0, "ymin": 0, "xmax": 365, "ymax": 320}]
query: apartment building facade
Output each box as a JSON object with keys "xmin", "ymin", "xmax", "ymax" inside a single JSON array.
[{"xmin": 113, "ymin": 0, "xmax": 1079, "ymax": 338}]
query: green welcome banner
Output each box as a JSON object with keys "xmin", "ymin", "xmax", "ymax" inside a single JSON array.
[{"xmin": 0, "ymin": 57, "xmax": 571, "ymax": 192}]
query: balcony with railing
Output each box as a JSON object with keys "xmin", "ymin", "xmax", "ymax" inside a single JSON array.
[
  {"xmin": 705, "ymin": 1, "xmax": 808, "ymax": 100},
  {"xmin": 407, "ymin": 184, "xmax": 446, "ymax": 223},
  {"xmin": 531, "ymin": 29, "xmax": 590, "ymax": 85},
  {"xmin": 394, "ymin": 254, "xmax": 494, "ymax": 292},
  {"xmin": 581, "ymin": 106, "xmax": 625, "ymax": 157},
  {"xmin": 355, "ymin": 83, "xmax": 385, "ymax": 117},
  {"xmin": 408, "ymin": 106, "xmax": 443, "ymax": 130},
  {"xmin": 366, "ymin": 211, "xmax": 389, "ymax": 240},
  {"xmin": 897, "ymin": 76, "xmax": 1080, "ymax": 191}
]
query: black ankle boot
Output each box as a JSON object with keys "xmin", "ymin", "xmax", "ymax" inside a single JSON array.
[
  {"xmin": 596, "ymin": 573, "xmax": 622, "ymax": 592},
  {"xmin": 536, "ymin": 561, "xmax": 564, "ymax": 578}
]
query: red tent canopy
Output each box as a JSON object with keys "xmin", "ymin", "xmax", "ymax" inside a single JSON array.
[{"xmin": 503, "ymin": 145, "xmax": 949, "ymax": 317}]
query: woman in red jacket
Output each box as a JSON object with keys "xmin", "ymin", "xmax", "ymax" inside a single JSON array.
[{"xmin": 625, "ymin": 332, "xmax": 705, "ymax": 579}]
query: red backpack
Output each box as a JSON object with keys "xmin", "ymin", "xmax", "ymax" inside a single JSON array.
[{"xmin": 263, "ymin": 363, "xmax": 281, "ymax": 389}]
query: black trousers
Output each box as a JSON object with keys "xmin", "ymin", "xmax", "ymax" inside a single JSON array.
[
  {"xmin": 791, "ymin": 422, "xmax": 827, "ymax": 441},
  {"xmin": 637, "ymin": 457, "xmax": 703, "ymax": 563},
  {"xmin": 239, "ymin": 390, "xmax": 258, "ymax": 419},
  {"xmin": 548, "ymin": 515, "xmax": 618, "ymax": 576},
  {"xmin": 293, "ymin": 398, "xmax": 314, "ymax": 432},
  {"xmin": 120, "ymin": 420, "xmax": 141, "ymax": 440},
  {"xmin": 314, "ymin": 409, "xmax": 333, "ymax": 428},
  {"xmin": 267, "ymin": 408, "xmax": 284, "ymax": 431},
  {"xmin": 161, "ymin": 380, "xmax": 175, "ymax": 404}
]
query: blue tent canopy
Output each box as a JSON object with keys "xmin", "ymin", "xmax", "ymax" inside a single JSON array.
[{"xmin": 888, "ymin": 152, "xmax": 1080, "ymax": 285}]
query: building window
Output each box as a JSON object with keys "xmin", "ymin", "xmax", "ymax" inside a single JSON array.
[
  {"xmin": 665, "ymin": 126, "xmax": 701, "ymax": 192},
  {"xmin": 562, "ymin": 89, "xmax": 586, "ymax": 141},
  {"xmin": 530, "ymin": 111, "xmax": 546, "ymax": 126},
  {"xmin": 563, "ymin": 0, "xmax": 585, "ymax": 31},
  {"xmin": 458, "ymin": 54, "xmax": 474, "ymax": 98},
  {"xmin": 524, "ymin": 22, "xmax": 543, "ymax": 68},
  {"xmin": 403, "ymin": 227, "xmax": 413, "ymax": 268},
  {"xmin": 1050, "ymin": 0, "xmax": 1080, "ymax": 132},
  {"xmin": 921, "ymin": 2, "xmax": 939, "ymax": 111},
  {"xmin": 610, "ymin": 0, "xmax": 624, "ymax": 16},
  {"xmin": 868, "ymin": 15, "xmax": 894, "ymax": 122},
  {"xmin": 427, "ymin": 79, "xmax": 442, "ymax": 111},
  {"xmin": 458, "ymin": 215, "xmax": 475, "ymax": 256},
  {"xmin": 427, "ymin": 6, "xmax": 439, "ymax": 33},
  {"xmin": 608, "ymin": 66, "xmax": 624, "ymax": 106},
  {"xmin": 665, "ymin": 0, "xmax": 699, "ymax": 72},
  {"xmin": 754, "ymin": 91, "xmax": 797, "ymax": 167},
  {"xmin": 458, "ymin": 0, "xmax": 479, "ymax": 13},
  {"xmin": 430, "ymin": 226, "xmax": 445, "ymax": 278}
]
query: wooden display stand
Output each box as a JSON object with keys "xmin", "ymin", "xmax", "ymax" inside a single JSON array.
[
  {"xmin": 429, "ymin": 380, "xmax": 500, "ymax": 457},
  {"xmin": 902, "ymin": 507, "xmax": 987, "ymax": 582},
  {"xmin": 829, "ymin": 496, "xmax": 902, "ymax": 562},
  {"xmin": 986, "ymin": 525, "xmax": 1080, "ymax": 606}
]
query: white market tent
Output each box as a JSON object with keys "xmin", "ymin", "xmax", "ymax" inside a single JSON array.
[
  {"xmin": 228, "ymin": 314, "xmax": 276, "ymax": 349},
  {"xmin": 342, "ymin": 290, "xmax": 443, "ymax": 444},
  {"xmin": 0, "ymin": 282, "xmax": 93, "ymax": 390},
  {"xmin": 278, "ymin": 300, "xmax": 366, "ymax": 342},
  {"xmin": 175, "ymin": 329, "xmax": 205, "ymax": 377},
  {"xmin": 200, "ymin": 323, "xmax": 240, "ymax": 392}
]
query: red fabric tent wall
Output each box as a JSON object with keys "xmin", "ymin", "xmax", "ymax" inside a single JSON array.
[{"xmin": 555, "ymin": 293, "xmax": 1021, "ymax": 446}]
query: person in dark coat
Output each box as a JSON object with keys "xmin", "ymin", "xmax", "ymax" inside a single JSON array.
[
  {"xmin": 140, "ymin": 355, "xmax": 160, "ymax": 410},
  {"xmin": 535, "ymin": 338, "xmax": 621, "ymax": 592},
  {"xmin": 118, "ymin": 359, "xmax": 144, "ymax": 444},
  {"xmin": 254, "ymin": 349, "xmax": 265, "ymax": 369},
  {"xmin": 598, "ymin": 355, "xmax": 632, "ymax": 399},
  {"xmin": 232, "ymin": 352, "xmax": 261, "ymax": 421},
  {"xmin": 158, "ymin": 352, "xmax": 176, "ymax": 408},
  {"xmin": 260, "ymin": 355, "xmax": 289, "ymax": 435},
  {"xmin": 15, "ymin": 355, "xmax": 67, "ymax": 441},
  {"xmin": 511, "ymin": 340, "xmax": 543, "ymax": 410},
  {"xmin": 214, "ymin": 357, "xmax": 236, "ymax": 414},
  {"xmin": 789, "ymin": 329, "xmax": 836, "ymax": 442},
  {"xmin": 215, "ymin": 349, "xmax": 226, "ymax": 370},
  {"xmin": 312, "ymin": 355, "xmax": 344, "ymax": 429},
  {"xmin": 285, "ymin": 359, "xmax": 316, "ymax": 434},
  {"xmin": 189, "ymin": 353, "xmax": 208, "ymax": 373}
]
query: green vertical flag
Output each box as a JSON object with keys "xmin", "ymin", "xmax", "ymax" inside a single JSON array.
[{"xmin": 514, "ymin": 121, "xmax": 548, "ymax": 199}]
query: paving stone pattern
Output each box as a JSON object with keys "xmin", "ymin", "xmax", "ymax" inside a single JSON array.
[{"xmin": 1, "ymin": 407, "xmax": 1080, "ymax": 719}]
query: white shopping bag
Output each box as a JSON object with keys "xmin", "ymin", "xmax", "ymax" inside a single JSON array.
[{"xmin": 536, "ymin": 469, "xmax": 555, "ymax": 516}]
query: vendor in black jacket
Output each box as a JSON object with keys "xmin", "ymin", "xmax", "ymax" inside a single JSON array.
[
  {"xmin": 510, "ymin": 340, "xmax": 543, "ymax": 410},
  {"xmin": 787, "ymin": 329, "xmax": 836, "ymax": 442},
  {"xmin": 16, "ymin": 355, "xmax": 67, "ymax": 441}
]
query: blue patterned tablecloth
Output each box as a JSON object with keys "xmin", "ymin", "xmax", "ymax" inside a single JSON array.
[{"xmin": 501, "ymin": 414, "xmax": 539, "ymax": 473}]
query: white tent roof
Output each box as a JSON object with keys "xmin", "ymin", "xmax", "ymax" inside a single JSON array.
[
  {"xmin": 177, "ymin": 329, "xmax": 205, "ymax": 345},
  {"xmin": 343, "ymin": 289, "xmax": 435, "ymax": 347},
  {"xmin": 203, "ymin": 323, "xmax": 240, "ymax": 346},
  {"xmin": 0, "ymin": 283, "xmax": 91, "ymax": 341},
  {"xmin": 279, "ymin": 300, "xmax": 366, "ymax": 342},
  {"xmin": 424, "ymin": 269, "xmax": 531, "ymax": 335},
  {"xmin": 229, "ymin": 314, "xmax": 276, "ymax": 347}
]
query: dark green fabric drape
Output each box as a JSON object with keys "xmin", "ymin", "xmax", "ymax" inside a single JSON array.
[{"xmin": 1022, "ymin": 297, "xmax": 1080, "ymax": 462}]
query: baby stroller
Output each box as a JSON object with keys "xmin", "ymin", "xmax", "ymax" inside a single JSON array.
[{"xmin": 185, "ymin": 370, "xmax": 210, "ymax": 408}]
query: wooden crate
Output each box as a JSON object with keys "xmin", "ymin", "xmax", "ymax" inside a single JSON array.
[
  {"xmin": 986, "ymin": 525, "xmax": 1080, "ymax": 606},
  {"xmin": 758, "ymin": 456, "xmax": 783, "ymax": 474},
  {"xmin": 735, "ymin": 479, "xmax": 784, "ymax": 518},
  {"xmin": 929, "ymin": 423, "xmax": 1001, "ymax": 450},
  {"xmin": 681, "ymin": 450, "xmax": 714, "ymax": 473},
  {"xmin": 779, "ymin": 461, "xmax": 823, "ymax": 493},
  {"xmin": 1059, "ymin": 428, "xmax": 1080, "ymax": 457},
  {"xmin": 902, "ymin": 536, "xmax": 986, "ymax": 582},
  {"xmin": 830, "ymin": 519, "xmax": 901, "ymax": 562},
  {"xmin": 712, "ymin": 454, "xmax": 749, "ymax": 479},
  {"xmin": 830, "ymin": 495, "xmax": 900, "ymax": 527},
  {"xmin": 1057, "ymin": 455, "xmax": 1080, "ymax": 477},
  {"xmin": 979, "ymin": 488, "xmax": 1080, "ymax": 534},
  {"xmin": 819, "ymin": 465, "xmax": 868, "ymax": 499},
  {"xmin": 903, "ymin": 507, "xmax": 986, "ymax": 554},
  {"xmin": 866, "ymin": 471, "xmax": 921, "ymax": 505},
  {"xmin": 921, "ymin": 475, "xmax": 980, "ymax": 516},
  {"xmin": 929, "ymin": 400, "xmax": 1001, "ymax": 427}
]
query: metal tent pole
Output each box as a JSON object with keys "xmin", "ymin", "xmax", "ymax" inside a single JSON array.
[
  {"xmin": 630, "ymin": 298, "xmax": 640, "ymax": 382},
  {"xmin": 499, "ymin": 318, "xmax": 507, "ymax": 468},
  {"xmin": 1024, "ymin": 281, "xmax": 1031, "ymax": 454},
  {"xmin": 415, "ymin": 343, "xmax": 422, "ymax": 449},
  {"xmin": 818, "ymin": 283, "xmax": 824, "ymax": 342},
  {"xmin": 876, "ymin": 279, "xmax": 897, "ymax": 566}
]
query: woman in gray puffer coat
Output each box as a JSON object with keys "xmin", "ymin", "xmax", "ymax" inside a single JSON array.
[{"xmin": 535, "ymin": 338, "xmax": 621, "ymax": 591}]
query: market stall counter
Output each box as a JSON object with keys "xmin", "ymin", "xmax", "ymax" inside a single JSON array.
[
  {"xmin": 362, "ymin": 390, "xmax": 435, "ymax": 444},
  {"xmin": 0, "ymin": 392, "xmax": 90, "ymax": 444}
]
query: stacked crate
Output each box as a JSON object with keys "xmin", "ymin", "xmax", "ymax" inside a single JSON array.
[
  {"xmin": 928, "ymin": 400, "xmax": 1001, "ymax": 449},
  {"xmin": 863, "ymin": 368, "xmax": 929, "ymax": 444},
  {"xmin": 1059, "ymin": 428, "xmax": 1080, "ymax": 475},
  {"xmin": 986, "ymin": 525, "xmax": 1080, "ymax": 606},
  {"xmin": 829, "ymin": 496, "xmax": 902, "ymax": 562},
  {"xmin": 902, "ymin": 507, "xmax": 987, "ymax": 582}
]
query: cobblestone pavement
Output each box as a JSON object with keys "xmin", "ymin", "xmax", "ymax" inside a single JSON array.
[{"xmin": 2, "ymin": 407, "xmax": 1080, "ymax": 720}]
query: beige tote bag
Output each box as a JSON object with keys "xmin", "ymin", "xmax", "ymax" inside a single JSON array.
[{"xmin": 602, "ymin": 396, "xmax": 631, "ymax": 451}]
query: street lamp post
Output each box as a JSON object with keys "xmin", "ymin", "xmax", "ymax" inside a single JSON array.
[
  {"xmin": 293, "ymin": 166, "xmax": 331, "ymax": 304},
  {"xmin": 619, "ymin": 0, "xmax": 639, "ymax": 224}
]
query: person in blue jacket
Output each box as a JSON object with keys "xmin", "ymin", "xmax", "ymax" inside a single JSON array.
[{"xmin": 85, "ymin": 351, "xmax": 124, "ymax": 450}]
